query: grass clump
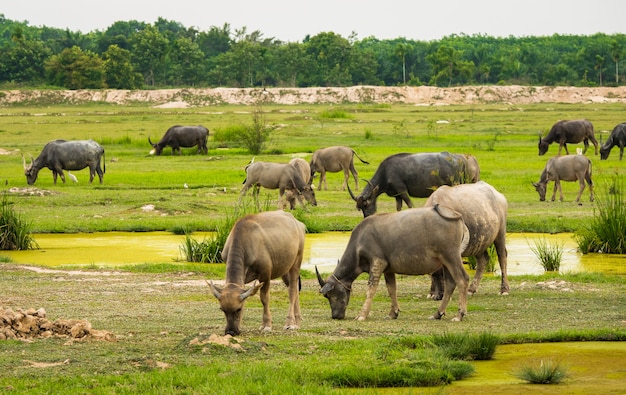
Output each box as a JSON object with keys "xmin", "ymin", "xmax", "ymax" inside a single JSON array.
[
  {"xmin": 575, "ymin": 174, "xmax": 626, "ymax": 254},
  {"xmin": 528, "ymin": 237, "xmax": 563, "ymax": 272},
  {"xmin": 431, "ymin": 332, "xmax": 500, "ymax": 361},
  {"xmin": 0, "ymin": 195, "xmax": 38, "ymax": 250},
  {"xmin": 514, "ymin": 360, "xmax": 569, "ymax": 384}
]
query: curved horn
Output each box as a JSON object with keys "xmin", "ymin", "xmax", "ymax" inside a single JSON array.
[
  {"xmin": 21, "ymin": 154, "xmax": 27, "ymax": 170},
  {"xmin": 315, "ymin": 266, "xmax": 326, "ymax": 288},
  {"xmin": 347, "ymin": 184, "xmax": 357, "ymax": 201},
  {"xmin": 148, "ymin": 136, "xmax": 154, "ymax": 146}
]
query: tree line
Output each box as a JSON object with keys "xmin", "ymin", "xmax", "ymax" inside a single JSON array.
[{"xmin": 1, "ymin": 14, "xmax": 624, "ymax": 90}]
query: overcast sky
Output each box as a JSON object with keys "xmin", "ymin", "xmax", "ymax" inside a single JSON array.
[{"xmin": 2, "ymin": 0, "xmax": 624, "ymax": 42}]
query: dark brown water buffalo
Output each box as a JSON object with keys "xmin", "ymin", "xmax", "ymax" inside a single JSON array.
[
  {"xmin": 350, "ymin": 152, "xmax": 480, "ymax": 217},
  {"xmin": 209, "ymin": 210, "xmax": 306, "ymax": 336},
  {"xmin": 532, "ymin": 155, "xmax": 594, "ymax": 203},
  {"xmin": 239, "ymin": 161, "xmax": 317, "ymax": 209},
  {"xmin": 23, "ymin": 139, "xmax": 105, "ymax": 185},
  {"xmin": 310, "ymin": 146, "xmax": 369, "ymax": 190},
  {"xmin": 316, "ymin": 205, "xmax": 470, "ymax": 322},
  {"xmin": 600, "ymin": 122, "xmax": 626, "ymax": 160},
  {"xmin": 538, "ymin": 119, "xmax": 599, "ymax": 156},
  {"xmin": 424, "ymin": 181, "xmax": 509, "ymax": 298},
  {"xmin": 149, "ymin": 125, "xmax": 208, "ymax": 155}
]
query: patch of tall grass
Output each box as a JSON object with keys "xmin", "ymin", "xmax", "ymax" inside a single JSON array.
[
  {"xmin": 528, "ymin": 237, "xmax": 564, "ymax": 272},
  {"xmin": 0, "ymin": 195, "xmax": 37, "ymax": 250},
  {"xmin": 513, "ymin": 360, "xmax": 569, "ymax": 384},
  {"xmin": 575, "ymin": 174, "xmax": 626, "ymax": 254},
  {"xmin": 430, "ymin": 332, "xmax": 500, "ymax": 361}
]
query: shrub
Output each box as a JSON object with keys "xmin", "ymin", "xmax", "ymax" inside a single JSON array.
[
  {"xmin": 236, "ymin": 103, "xmax": 276, "ymax": 154},
  {"xmin": 0, "ymin": 195, "xmax": 38, "ymax": 250},
  {"xmin": 514, "ymin": 360, "xmax": 569, "ymax": 384},
  {"xmin": 529, "ymin": 237, "xmax": 564, "ymax": 272},
  {"xmin": 575, "ymin": 174, "xmax": 626, "ymax": 253}
]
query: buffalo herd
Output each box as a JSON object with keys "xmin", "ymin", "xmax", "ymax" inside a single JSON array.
[{"xmin": 16, "ymin": 119, "xmax": 623, "ymax": 335}]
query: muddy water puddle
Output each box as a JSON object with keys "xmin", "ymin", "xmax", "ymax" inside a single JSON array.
[{"xmin": 2, "ymin": 232, "xmax": 625, "ymax": 275}]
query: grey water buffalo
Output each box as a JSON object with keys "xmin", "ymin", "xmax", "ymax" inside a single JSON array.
[
  {"xmin": 23, "ymin": 139, "xmax": 105, "ymax": 185},
  {"xmin": 149, "ymin": 125, "xmax": 208, "ymax": 155},
  {"xmin": 350, "ymin": 152, "xmax": 480, "ymax": 217},
  {"xmin": 424, "ymin": 181, "xmax": 509, "ymax": 298},
  {"xmin": 209, "ymin": 211, "xmax": 306, "ymax": 336},
  {"xmin": 240, "ymin": 161, "xmax": 317, "ymax": 210},
  {"xmin": 316, "ymin": 205, "xmax": 470, "ymax": 322},
  {"xmin": 283, "ymin": 158, "xmax": 313, "ymax": 209},
  {"xmin": 310, "ymin": 146, "xmax": 369, "ymax": 190},
  {"xmin": 600, "ymin": 123, "xmax": 626, "ymax": 160},
  {"xmin": 533, "ymin": 155, "xmax": 594, "ymax": 203},
  {"xmin": 538, "ymin": 119, "xmax": 599, "ymax": 156}
]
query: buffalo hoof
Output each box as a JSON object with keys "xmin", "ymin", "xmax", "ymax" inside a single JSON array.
[
  {"xmin": 283, "ymin": 324, "xmax": 300, "ymax": 330},
  {"xmin": 260, "ymin": 326, "xmax": 272, "ymax": 332},
  {"xmin": 451, "ymin": 316, "xmax": 463, "ymax": 322},
  {"xmin": 499, "ymin": 291, "xmax": 510, "ymax": 296},
  {"xmin": 355, "ymin": 315, "xmax": 367, "ymax": 321},
  {"xmin": 429, "ymin": 311, "xmax": 445, "ymax": 320}
]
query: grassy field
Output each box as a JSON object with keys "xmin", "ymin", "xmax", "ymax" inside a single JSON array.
[
  {"xmin": 1, "ymin": 101, "xmax": 624, "ymax": 234},
  {"xmin": 1, "ymin": 99, "xmax": 625, "ymax": 393}
]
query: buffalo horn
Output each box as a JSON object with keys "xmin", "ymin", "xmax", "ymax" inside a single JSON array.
[
  {"xmin": 347, "ymin": 184, "xmax": 357, "ymax": 201},
  {"xmin": 315, "ymin": 266, "xmax": 326, "ymax": 288},
  {"xmin": 148, "ymin": 136, "xmax": 154, "ymax": 146},
  {"xmin": 21, "ymin": 154, "xmax": 27, "ymax": 170}
]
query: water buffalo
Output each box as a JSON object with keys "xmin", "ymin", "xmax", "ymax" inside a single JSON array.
[
  {"xmin": 239, "ymin": 161, "xmax": 317, "ymax": 210},
  {"xmin": 310, "ymin": 146, "xmax": 369, "ymax": 190},
  {"xmin": 23, "ymin": 139, "xmax": 105, "ymax": 185},
  {"xmin": 532, "ymin": 155, "xmax": 594, "ymax": 203},
  {"xmin": 209, "ymin": 211, "xmax": 306, "ymax": 336},
  {"xmin": 316, "ymin": 205, "xmax": 470, "ymax": 322},
  {"xmin": 283, "ymin": 158, "xmax": 313, "ymax": 209},
  {"xmin": 350, "ymin": 152, "xmax": 480, "ymax": 217},
  {"xmin": 538, "ymin": 119, "xmax": 599, "ymax": 156},
  {"xmin": 600, "ymin": 123, "xmax": 626, "ymax": 160},
  {"xmin": 149, "ymin": 125, "xmax": 209, "ymax": 155},
  {"xmin": 424, "ymin": 181, "xmax": 509, "ymax": 298}
]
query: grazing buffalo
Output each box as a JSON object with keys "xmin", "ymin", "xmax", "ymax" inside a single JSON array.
[
  {"xmin": 240, "ymin": 161, "xmax": 317, "ymax": 210},
  {"xmin": 310, "ymin": 146, "xmax": 369, "ymax": 190},
  {"xmin": 209, "ymin": 211, "xmax": 306, "ymax": 336},
  {"xmin": 600, "ymin": 123, "xmax": 626, "ymax": 160},
  {"xmin": 149, "ymin": 125, "xmax": 209, "ymax": 155},
  {"xmin": 283, "ymin": 158, "xmax": 313, "ymax": 209},
  {"xmin": 316, "ymin": 205, "xmax": 470, "ymax": 322},
  {"xmin": 533, "ymin": 155, "xmax": 594, "ymax": 203},
  {"xmin": 424, "ymin": 181, "xmax": 510, "ymax": 298},
  {"xmin": 350, "ymin": 152, "xmax": 480, "ymax": 217},
  {"xmin": 538, "ymin": 119, "xmax": 599, "ymax": 156},
  {"xmin": 23, "ymin": 139, "xmax": 105, "ymax": 185}
]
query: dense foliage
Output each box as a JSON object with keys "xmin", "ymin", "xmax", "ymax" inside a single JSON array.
[{"xmin": 1, "ymin": 14, "xmax": 625, "ymax": 89}]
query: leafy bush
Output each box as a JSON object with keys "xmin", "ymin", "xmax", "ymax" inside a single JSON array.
[
  {"xmin": 575, "ymin": 174, "xmax": 626, "ymax": 254},
  {"xmin": 0, "ymin": 195, "xmax": 38, "ymax": 250},
  {"xmin": 529, "ymin": 237, "xmax": 564, "ymax": 272},
  {"xmin": 514, "ymin": 360, "xmax": 569, "ymax": 384},
  {"xmin": 236, "ymin": 103, "xmax": 276, "ymax": 154}
]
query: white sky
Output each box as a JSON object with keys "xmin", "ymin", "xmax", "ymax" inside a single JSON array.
[{"xmin": 2, "ymin": 0, "xmax": 625, "ymax": 42}]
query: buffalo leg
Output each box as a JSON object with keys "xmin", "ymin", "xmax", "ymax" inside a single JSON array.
[
  {"xmin": 431, "ymin": 256, "xmax": 469, "ymax": 321},
  {"xmin": 494, "ymin": 234, "xmax": 510, "ymax": 295},
  {"xmin": 259, "ymin": 280, "xmax": 272, "ymax": 332},
  {"xmin": 383, "ymin": 272, "xmax": 400, "ymax": 319},
  {"xmin": 356, "ymin": 257, "xmax": 386, "ymax": 321},
  {"xmin": 349, "ymin": 164, "xmax": 359, "ymax": 190},
  {"xmin": 284, "ymin": 265, "xmax": 302, "ymax": 330},
  {"xmin": 342, "ymin": 168, "xmax": 349, "ymax": 191},
  {"xmin": 468, "ymin": 251, "xmax": 489, "ymax": 295},
  {"xmin": 551, "ymin": 179, "xmax": 561, "ymax": 201},
  {"xmin": 428, "ymin": 269, "xmax": 445, "ymax": 300},
  {"xmin": 575, "ymin": 178, "xmax": 586, "ymax": 202}
]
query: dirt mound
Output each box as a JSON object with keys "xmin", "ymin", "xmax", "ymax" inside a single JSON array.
[
  {"xmin": 0, "ymin": 307, "xmax": 114, "ymax": 342},
  {"xmin": 2, "ymin": 85, "xmax": 626, "ymax": 107}
]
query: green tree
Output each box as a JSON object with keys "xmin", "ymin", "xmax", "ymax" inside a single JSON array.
[
  {"xmin": 0, "ymin": 27, "xmax": 51, "ymax": 83},
  {"xmin": 395, "ymin": 42, "xmax": 410, "ymax": 85},
  {"xmin": 45, "ymin": 46, "xmax": 104, "ymax": 89},
  {"xmin": 167, "ymin": 37, "xmax": 206, "ymax": 86},
  {"xmin": 303, "ymin": 32, "xmax": 353, "ymax": 86},
  {"xmin": 130, "ymin": 25, "xmax": 169, "ymax": 86},
  {"xmin": 611, "ymin": 40, "xmax": 622, "ymax": 85},
  {"xmin": 271, "ymin": 42, "xmax": 306, "ymax": 86},
  {"xmin": 102, "ymin": 44, "xmax": 141, "ymax": 89}
]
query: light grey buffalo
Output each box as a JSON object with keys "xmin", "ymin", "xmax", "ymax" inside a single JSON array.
[
  {"xmin": 209, "ymin": 210, "xmax": 306, "ymax": 336},
  {"xmin": 538, "ymin": 119, "xmax": 599, "ymax": 156},
  {"xmin": 283, "ymin": 158, "xmax": 313, "ymax": 209},
  {"xmin": 310, "ymin": 146, "xmax": 369, "ymax": 190},
  {"xmin": 533, "ymin": 155, "xmax": 594, "ymax": 203},
  {"xmin": 149, "ymin": 125, "xmax": 208, "ymax": 155},
  {"xmin": 316, "ymin": 205, "xmax": 470, "ymax": 322},
  {"xmin": 424, "ymin": 181, "xmax": 510, "ymax": 298},
  {"xmin": 600, "ymin": 122, "xmax": 626, "ymax": 160},
  {"xmin": 240, "ymin": 161, "xmax": 317, "ymax": 210},
  {"xmin": 23, "ymin": 139, "xmax": 105, "ymax": 185}
]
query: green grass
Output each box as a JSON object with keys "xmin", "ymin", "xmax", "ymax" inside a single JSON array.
[
  {"xmin": 528, "ymin": 236, "xmax": 564, "ymax": 271},
  {"xmin": 513, "ymin": 360, "xmax": 570, "ymax": 384}
]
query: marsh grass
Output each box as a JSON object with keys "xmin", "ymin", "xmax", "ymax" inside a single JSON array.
[
  {"xmin": 513, "ymin": 360, "xmax": 570, "ymax": 384},
  {"xmin": 528, "ymin": 237, "xmax": 564, "ymax": 272},
  {"xmin": 575, "ymin": 174, "xmax": 626, "ymax": 253},
  {"xmin": 0, "ymin": 195, "xmax": 37, "ymax": 250},
  {"xmin": 430, "ymin": 332, "xmax": 500, "ymax": 361}
]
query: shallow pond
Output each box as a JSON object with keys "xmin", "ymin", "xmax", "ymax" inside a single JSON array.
[{"xmin": 2, "ymin": 232, "xmax": 626, "ymax": 275}]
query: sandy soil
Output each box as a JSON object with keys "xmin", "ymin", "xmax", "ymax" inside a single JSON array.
[{"xmin": 2, "ymin": 85, "xmax": 626, "ymax": 107}]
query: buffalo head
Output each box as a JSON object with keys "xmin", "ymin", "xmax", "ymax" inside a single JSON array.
[
  {"xmin": 532, "ymin": 181, "xmax": 547, "ymax": 201},
  {"xmin": 148, "ymin": 137, "xmax": 163, "ymax": 155},
  {"xmin": 348, "ymin": 181, "xmax": 379, "ymax": 217},
  {"xmin": 22, "ymin": 154, "xmax": 38, "ymax": 185},
  {"xmin": 599, "ymin": 145, "xmax": 611, "ymax": 160},
  {"xmin": 316, "ymin": 266, "xmax": 351, "ymax": 320},
  {"xmin": 209, "ymin": 281, "xmax": 263, "ymax": 336},
  {"xmin": 538, "ymin": 134, "xmax": 549, "ymax": 156}
]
